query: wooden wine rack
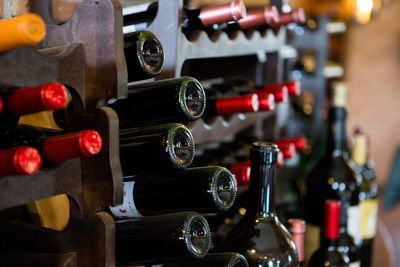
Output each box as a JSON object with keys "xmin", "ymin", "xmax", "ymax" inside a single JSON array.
[{"xmin": 0, "ymin": 0, "xmax": 301, "ymax": 266}]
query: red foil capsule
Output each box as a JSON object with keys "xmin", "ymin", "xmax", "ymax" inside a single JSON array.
[
  {"xmin": 288, "ymin": 219, "xmax": 306, "ymax": 262},
  {"xmin": 229, "ymin": 160, "xmax": 251, "ymax": 186},
  {"xmin": 6, "ymin": 82, "xmax": 68, "ymax": 116},
  {"xmin": 0, "ymin": 96, "xmax": 3, "ymax": 115},
  {"xmin": 253, "ymin": 91, "xmax": 275, "ymax": 111},
  {"xmin": 0, "ymin": 146, "xmax": 41, "ymax": 177},
  {"xmin": 199, "ymin": 1, "xmax": 247, "ymax": 27},
  {"xmin": 216, "ymin": 94, "xmax": 259, "ymax": 116},
  {"xmin": 271, "ymin": 8, "xmax": 306, "ymax": 27},
  {"xmin": 281, "ymin": 81, "xmax": 301, "ymax": 96},
  {"xmin": 43, "ymin": 130, "xmax": 102, "ymax": 163},
  {"xmin": 324, "ymin": 200, "xmax": 341, "ymax": 239},
  {"xmin": 237, "ymin": 6, "xmax": 279, "ymax": 30},
  {"xmin": 262, "ymin": 85, "xmax": 288, "ymax": 103},
  {"xmin": 275, "ymin": 136, "xmax": 306, "ymax": 151},
  {"xmin": 276, "ymin": 143, "xmax": 295, "ymax": 159}
]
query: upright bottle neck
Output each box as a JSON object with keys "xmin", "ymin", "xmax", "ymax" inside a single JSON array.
[
  {"xmin": 327, "ymin": 107, "xmax": 348, "ymax": 156},
  {"xmin": 247, "ymin": 148, "xmax": 277, "ymax": 218}
]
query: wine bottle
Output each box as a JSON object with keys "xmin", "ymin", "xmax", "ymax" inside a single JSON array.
[
  {"xmin": 119, "ymin": 123, "xmax": 195, "ymax": 172},
  {"xmin": 336, "ymin": 196, "xmax": 361, "ymax": 266},
  {"xmin": 265, "ymin": 81, "xmax": 301, "ymax": 97},
  {"xmin": 304, "ymin": 82, "xmax": 360, "ymax": 262},
  {"xmin": 223, "ymin": 142, "xmax": 298, "ymax": 266},
  {"xmin": 288, "ymin": 219, "xmax": 306, "ymax": 267},
  {"xmin": 351, "ymin": 132, "xmax": 378, "ymax": 267},
  {"xmin": 124, "ymin": 30, "xmax": 164, "ymax": 82},
  {"xmin": 109, "ymin": 166, "xmax": 236, "ymax": 217},
  {"xmin": 0, "ymin": 82, "xmax": 68, "ymax": 132},
  {"xmin": 0, "ymin": 13, "xmax": 46, "ymax": 52},
  {"xmin": 206, "ymin": 93, "xmax": 259, "ymax": 116},
  {"xmin": 122, "ymin": 2, "xmax": 158, "ymax": 34},
  {"xmin": 109, "ymin": 77, "xmax": 206, "ymax": 126},
  {"xmin": 0, "ymin": 146, "xmax": 41, "ymax": 178},
  {"xmin": 182, "ymin": 1, "xmax": 247, "ymax": 37},
  {"xmin": 162, "ymin": 252, "xmax": 249, "ymax": 267},
  {"xmin": 115, "ymin": 212, "xmax": 211, "ymax": 265},
  {"xmin": 309, "ymin": 200, "xmax": 350, "ymax": 267},
  {"xmin": 211, "ymin": 80, "xmax": 275, "ymax": 112},
  {"xmin": 1, "ymin": 125, "xmax": 102, "ymax": 167},
  {"xmin": 222, "ymin": 6, "xmax": 279, "ymax": 32},
  {"xmin": 270, "ymin": 8, "xmax": 306, "ymax": 28}
]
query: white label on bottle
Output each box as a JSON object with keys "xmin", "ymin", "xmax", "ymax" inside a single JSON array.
[
  {"xmin": 109, "ymin": 181, "xmax": 143, "ymax": 218},
  {"xmin": 360, "ymin": 199, "xmax": 378, "ymax": 239},
  {"xmin": 350, "ymin": 261, "xmax": 361, "ymax": 267},
  {"xmin": 347, "ymin": 205, "xmax": 362, "ymax": 245}
]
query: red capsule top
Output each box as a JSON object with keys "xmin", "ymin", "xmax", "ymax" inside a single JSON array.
[
  {"xmin": 324, "ymin": 200, "xmax": 341, "ymax": 239},
  {"xmin": 275, "ymin": 136, "xmax": 306, "ymax": 151},
  {"xmin": 216, "ymin": 94, "xmax": 259, "ymax": 116},
  {"xmin": 288, "ymin": 218, "xmax": 306, "ymax": 262},
  {"xmin": 43, "ymin": 130, "xmax": 102, "ymax": 163},
  {"xmin": 0, "ymin": 96, "xmax": 3, "ymax": 115},
  {"xmin": 237, "ymin": 6, "xmax": 279, "ymax": 30},
  {"xmin": 281, "ymin": 81, "xmax": 301, "ymax": 96},
  {"xmin": 229, "ymin": 160, "xmax": 250, "ymax": 186},
  {"xmin": 271, "ymin": 8, "xmax": 306, "ymax": 27},
  {"xmin": 0, "ymin": 146, "xmax": 41, "ymax": 177},
  {"xmin": 276, "ymin": 143, "xmax": 295, "ymax": 159},
  {"xmin": 6, "ymin": 82, "xmax": 68, "ymax": 116},
  {"xmin": 262, "ymin": 85, "xmax": 288, "ymax": 103},
  {"xmin": 253, "ymin": 91, "xmax": 275, "ymax": 111},
  {"xmin": 199, "ymin": 1, "xmax": 247, "ymax": 27}
]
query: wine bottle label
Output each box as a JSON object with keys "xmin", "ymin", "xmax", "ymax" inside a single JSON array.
[
  {"xmin": 304, "ymin": 223, "xmax": 320, "ymax": 266},
  {"xmin": 360, "ymin": 199, "xmax": 378, "ymax": 239},
  {"xmin": 350, "ymin": 261, "xmax": 361, "ymax": 267},
  {"xmin": 109, "ymin": 181, "xmax": 143, "ymax": 218},
  {"xmin": 347, "ymin": 205, "xmax": 362, "ymax": 244}
]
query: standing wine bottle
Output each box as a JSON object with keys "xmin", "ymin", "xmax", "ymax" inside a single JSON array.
[
  {"xmin": 0, "ymin": 13, "xmax": 46, "ymax": 52},
  {"xmin": 304, "ymin": 82, "xmax": 360, "ymax": 263},
  {"xmin": 288, "ymin": 219, "xmax": 306, "ymax": 267},
  {"xmin": 270, "ymin": 8, "xmax": 306, "ymax": 28},
  {"xmin": 336, "ymin": 195, "xmax": 361, "ymax": 266},
  {"xmin": 223, "ymin": 142, "xmax": 298, "ymax": 266},
  {"xmin": 119, "ymin": 123, "xmax": 195, "ymax": 172},
  {"xmin": 109, "ymin": 166, "xmax": 236, "ymax": 217},
  {"xmin": 115, "ymin": 212, "xmax": 211, "ymax": 265},
  {"xmin": 309, "ymin": 200, "xmax": 349, "ymax": 267},
  {"xmin": 222, "ymin": 6, "xmax": 279, "ymax": 32},
  {"xmin": 1, "ymin": 125, "xmax": 102, "ymax": 167},
  {"xmin": 124, "ymin": 30, "xmax": 164, "ymax": 81},
  {"xmin": 162, "ymin": 252, "xmax": 249, "ymax": 267},
  {"xmin": 181, "ymin": 1, "xmax": 247, "ymax": 38},
  {"xmin": 0, "ymin": 82, "xmax": 68, "ymax": 133},
  {"xmin": 351, "ymin": 133, "xmax": 378, "ymax": 267},
  {"xmin": 0, "ymin": 146, "xmax": 41, "ymax": 178},
  {"xmin": 109, "ymin": 77, "xmax": 206, "ymax": 126}
]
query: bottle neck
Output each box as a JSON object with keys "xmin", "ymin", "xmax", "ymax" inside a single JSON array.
[
  {"xmin": 247, "ymin": 155, "xmax": 276, "ymax": 218},
  {"xmin": 327, "ymin": 107, "xmax": 348, "ymax": 156}
]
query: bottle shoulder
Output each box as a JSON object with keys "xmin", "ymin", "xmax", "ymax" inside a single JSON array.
[
  {"xmin": 224, "ymin": 215, "xmax": 298, "ymax": 266},
  {"xmin": 309, "ymin": 248, "xmax": 349, "ymax": 267}
]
